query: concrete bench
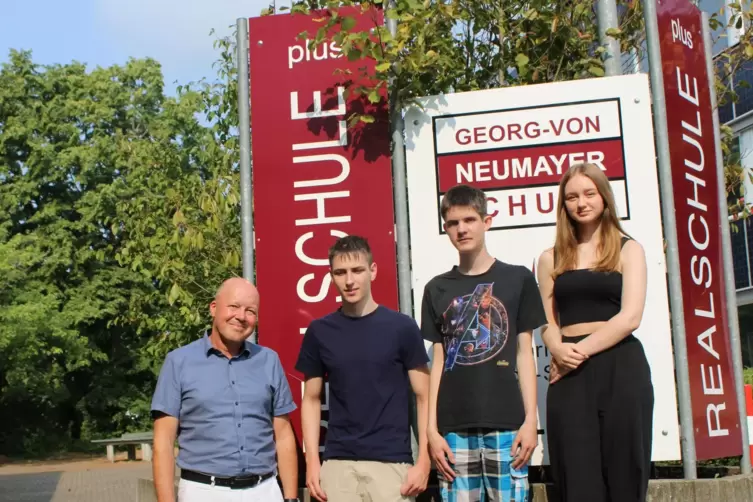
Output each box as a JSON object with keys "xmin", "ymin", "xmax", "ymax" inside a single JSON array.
[{"xmin": 92, "ymin": 432, "xmax": 153, "ymax": 463}]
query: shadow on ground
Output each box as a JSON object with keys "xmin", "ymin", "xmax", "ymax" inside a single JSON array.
[{"xmin": 0, "ymin": 472, "xmax": 61, "ymax": 502}]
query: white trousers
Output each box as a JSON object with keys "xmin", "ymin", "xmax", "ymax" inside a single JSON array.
[{"xmin": 177, "ymin": 477, "xmax": 284, "ymax": 502}]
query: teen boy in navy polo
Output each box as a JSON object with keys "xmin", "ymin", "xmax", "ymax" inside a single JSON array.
[
  {"xmin": 295, "ymin": 235, "xmax": 431, "ymax": 502},
  {"xmin": 422, "ymin": 185, "xmax": 547, "ymax": 502},
  {"xmin": 151, "ymin": 278, "xmax": 300, "ymax": 502}
]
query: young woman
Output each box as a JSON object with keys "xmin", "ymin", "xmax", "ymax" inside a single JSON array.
[{"xmin": 536, "ymin": 163, "xmax": 654, "ymax": 502}]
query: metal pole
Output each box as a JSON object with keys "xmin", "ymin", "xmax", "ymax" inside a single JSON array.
[
  {"xmin": 385, "ymin": 3, "xmax": 412, "ymax": 317},
  {"xmin": 630, "ymin": 47, "xmax": 641, "ymax": 74},
  {"xmin": 702, "ymin": 11, "xmax": 752, "ymax": 474},
  {"xmin": 643, "ymin": 0, "xmax": 697, "ymax": 479},
  {"xmin": 386, "ymin": 0, "xmax": 418, "ymax": 461},
  {"xmin": 236, "ymin": 18, "xmax": 256, "ymax": 343},
  {"xmin": 596, "ymin": 0, "xmax": 622, "ymax": 76},
  {"xmin": 725, "ymin": 1, "xmax": 743, "ymax": 47}
]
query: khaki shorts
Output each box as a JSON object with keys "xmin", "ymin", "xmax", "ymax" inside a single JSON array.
[{"xmin": 320, "ymin": 459, "xmax": 414, "ymax": 502}]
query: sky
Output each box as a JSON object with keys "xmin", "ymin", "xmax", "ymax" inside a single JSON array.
[
  {"xmin": 0, "ymin": 0, "xmax": 292, "ymax": 92},
  {"xmin": 0, "ymin": 0, "xmax": 734, "ymax": 91}
]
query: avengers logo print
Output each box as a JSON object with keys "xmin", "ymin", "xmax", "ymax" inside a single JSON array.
[{"xmin": 442, "ymin": 283, "xmax": 509, "ymax": 371}]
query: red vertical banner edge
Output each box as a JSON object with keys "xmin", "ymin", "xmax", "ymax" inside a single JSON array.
[
  {"xmin": 656, "ymin": 0, "xmax": 742, "ymax": 460},
  {"xmin": 248, "ymin": 5, "xmax": 399, "ymax": 468}
]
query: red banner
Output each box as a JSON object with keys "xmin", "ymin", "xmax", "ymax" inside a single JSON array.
[
  {"xmin": 249, "ymin": 7, "xmax": 398, "ymax": 454},
  {"xmin": 657, "ymin": 0, "xmax": 742, "ymax": 459},
  {"xmin": 436, "ymin": 139, "xmax": 625, "ymax": 192}
]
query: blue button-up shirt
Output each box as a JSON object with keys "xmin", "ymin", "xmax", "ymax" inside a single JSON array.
[{"xmin": 151, "ymin": 335, "xmax": 296, "ymax": 477}]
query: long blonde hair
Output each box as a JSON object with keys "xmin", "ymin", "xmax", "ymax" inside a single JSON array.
[{"xmin": 552, "ymin": 163, "xmax": 629, "ymax": 277}]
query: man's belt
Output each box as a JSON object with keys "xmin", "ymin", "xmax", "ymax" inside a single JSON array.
[{"xmin": 180, "ymin": 469, "xmax": 275, "ymax": 489}]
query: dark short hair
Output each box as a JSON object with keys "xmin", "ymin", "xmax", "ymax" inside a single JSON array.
[
  {"xmin": 328, "ymin": 235, "xmax": 373, "ymax": 267},
  {"xmin": 440, "ymin": 184, "xmax": 487, "ymax": 220}
]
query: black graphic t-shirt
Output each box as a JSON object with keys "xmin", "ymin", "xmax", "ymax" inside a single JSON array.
[{"xmin": 421, "ymin": 260, "xmax": 547, "ymax": 433}]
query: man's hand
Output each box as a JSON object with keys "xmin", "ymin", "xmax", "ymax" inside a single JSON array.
[
  {"xmin": 549, "ymin": 359, "xmax": 572, "ymax": 384},
  {"xmin": 428, "ymin": 430, "xmax": 456, "ymax": 482},
  {"xmin": 305, "ymin": 460, "xmax": 327, "ymax": 501},
  {"xmin": 511, "ymin": 421, "xmax": 538, "ymax": 470},
  {"xmin": 551, "ymin": 342, "xmax": 588, "ymax": 370},
  {"xmin": 400, "ymin": 461, "xmax": 430, "ymax": 497}
]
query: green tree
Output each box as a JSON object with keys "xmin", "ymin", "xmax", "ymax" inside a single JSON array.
[
  {"xmin": 289, "ymin": 1, "xmax": 643, "ymax": 101},
  {"xmin": 711, "ymin": 4, "xmax": 753, "ymax": 219},
  {"xmin": 0, "ymin": 50, "xmax": 165, "ymax": 454},
  {"xmin": 0, "ymin": 33, "xmax": 243, "ymax": 455},
  {"xmin": 110, "ymin": 32, "xmax": 243, "ymax": 362}
]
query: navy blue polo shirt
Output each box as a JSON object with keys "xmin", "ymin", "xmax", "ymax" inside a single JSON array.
[
  {"xmin": 295, "ymin": 306, "xmax": 429, "ymax": 463},
  {"xmin": 151, "ymin": 335, "xmax": 296, "ymax": 477}
]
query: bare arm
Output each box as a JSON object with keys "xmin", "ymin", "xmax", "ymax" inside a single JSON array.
[
  {"xmin": 576, "ymin": 240, "xmax": 647, "ymax": 356},
  {"xmin": 153, "ymin": 414, "xmax": 178, "ymax": 502},
  {"xmin": 427, "ymin": 343, "xmax": 444, "ymax": 436},
  {"xmin": 409, "ymin": 366, "xmax": 431, "ymax": 468},
  {"xmin": 426, "ymin": 342, "xmax": 456, "ymax": 481},
  {"xmin": 399, "ymin": 365, "xmax": 433, "ymax": 497},
  {"xmin": 301, "ymin": 377, "xmax": 323, "ymax": 464},
  {"xmin": 536, "ymin": 249, "xmax": 562, "ymax": 352},
  {"xmin": 421, "ymin": 286, "xmax": 456, "ymax": 481},
  {"xmin": 301, "ymin": 376, "xmax": 328, "ymax": 501},
  {"xmin": 511, "ymin": 330, "xmax": 539, "ymax": 468},
  {"xmin": 273, "ymin": 415, "xmax": 299, "ymax": 499},
  {"xmin": 516, "ymin": 331, "xmax": 537, "ymax": 426}
]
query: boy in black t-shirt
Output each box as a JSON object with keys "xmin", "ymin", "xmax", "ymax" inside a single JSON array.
[
  {"xmin": 421, "ymin": 185, "xmax": 547, "ymax": 502},
  {"xmin": 295, "ymin": 235, "xmax": 431, "ymax": 502}
]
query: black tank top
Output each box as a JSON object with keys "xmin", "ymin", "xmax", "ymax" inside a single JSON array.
[{"xmin": 553, "ymin": 237, "xmax": 629, "ymax": 328}]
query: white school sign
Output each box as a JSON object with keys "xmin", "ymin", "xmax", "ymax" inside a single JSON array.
[{"xmin": 404, "ymin": 73, "xmax": 681, "ymax": 464}]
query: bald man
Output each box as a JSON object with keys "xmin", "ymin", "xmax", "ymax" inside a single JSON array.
[{"xmin": 151, "ymin": 278, "xmax": 299, "ymax": 502}]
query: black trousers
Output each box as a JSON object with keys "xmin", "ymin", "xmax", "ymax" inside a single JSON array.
[{"xmin": 546, "ymin": 334, "xmax": 654, "ymax": 502}]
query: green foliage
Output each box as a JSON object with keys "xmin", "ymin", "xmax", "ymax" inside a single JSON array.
[
  {"xmin": 0, "ymin": 50, "xmax": 164, "ymax": 454},
  {"xmin": 743, "ymin": 367, "xmax": 753, "ymax": 385},
  {"xmin": 711, "ymin": 3, "xmax": 753, "ymax": 219},
  {"xmin": 110, "ymin": 31, "xmax": 242, "ymax": 363},
  {"xmin": 0, "ymin": 33, "xmax": 241, "ymax": 455},
  {"xmin": 292, "ymin": 0, "xmax": 644, "ymax": 105}
]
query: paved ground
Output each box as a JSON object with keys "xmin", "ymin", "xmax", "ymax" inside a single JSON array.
[
  {"xmin": 0, "ymin": 452, "xmax": 154, "ymax": 502},
  {"xmin": 0, "ymin": 472, "xmax": 61, "ymax": 502}
]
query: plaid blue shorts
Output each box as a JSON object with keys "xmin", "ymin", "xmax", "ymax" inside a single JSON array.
[{"xmin": 439, "ymin": 429, "xmax": 529, "ymax": 502}]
